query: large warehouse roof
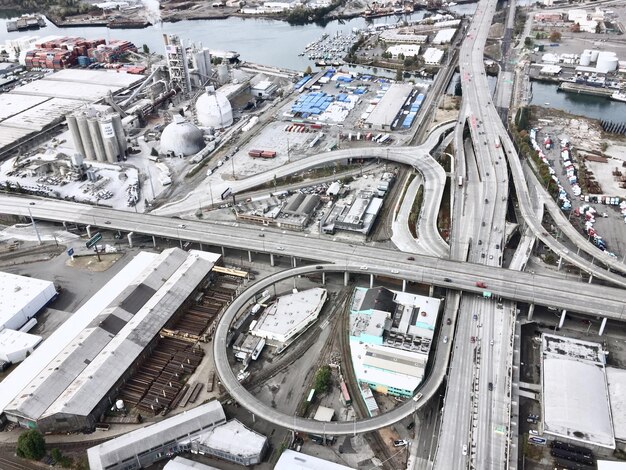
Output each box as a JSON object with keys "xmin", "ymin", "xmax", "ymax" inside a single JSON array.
[
  {"xmin": 0, "ymin": 271, "xmax": 56, "ymax": 331},
  {"xmin": 0, "ymin": 252, "xmax": 157, "ymax": 416},
  {"xmin": 88, "ymin": 401, "xmax": 226, "ymax": 470},
  {"xmin": 4, "ymin": 249, "xmax": 220, "ymax": 429},
  {"xmin": 541, "ymin": 334, "xmax": 615, "ymax": 449},
  {"xmin": 275, "ymin": 449, "xmax": 354, "ymax": 469},
  {"xmin": 164, "ymin": 457, "xmax": 222, "ymax": 470},
  {"xmin": 0, "ymin": 69, "xmax": 144, "ymax": 154},
  {"xmin": 365, "ymin": 83, "xmax": 413, "ymax": 129}
]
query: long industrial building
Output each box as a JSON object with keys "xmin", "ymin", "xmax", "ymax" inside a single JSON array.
[{"xmin": 1, "ymin": 248, "xmax": 221, "ymax": 433}]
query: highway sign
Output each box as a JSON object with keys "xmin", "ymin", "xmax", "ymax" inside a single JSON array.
[
  {"xmin": 86, "ymin": 232, "xmax": 102, "ymax": 249},
  {"xmin": 67, "ymin": 248, "xmax": 74, "ymax": 257}
]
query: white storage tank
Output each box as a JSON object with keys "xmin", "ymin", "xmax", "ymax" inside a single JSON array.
[
  {"xmin": 579, "ymin": 50, "xmax": 592, "ymax": 66},
  {"xmin": 590, "ymin": 49, "xmax": 600, "ymax": 62},
  {"xmin": 217, "ymin": 64, "xmax": 229, "ymax": 84},
  {"xmin": 115, "ymin": 399, "xmax": 125, "ymax": 410},
  {"xmin": 597, "ymin": 51, "xmax": 618, "ymax": 73}
]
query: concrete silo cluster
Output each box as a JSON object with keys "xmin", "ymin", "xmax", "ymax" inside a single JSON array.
[{"xmin": 66, "ymin": 107, "xmax": 127, "ymax": 164}]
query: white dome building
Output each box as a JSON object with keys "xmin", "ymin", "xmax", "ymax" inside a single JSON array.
[
  {"xmin": 160, "ymin": 116, "xmax": 204, "ymax": 157},
  {"xmin": 196, "ymin": 86, "xmax": 233, "ymax": 129}
]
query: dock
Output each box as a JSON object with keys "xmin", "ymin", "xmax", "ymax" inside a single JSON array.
[{"xmin": 557, "ymin": 82, "xmax": 614, "ymax": 98}]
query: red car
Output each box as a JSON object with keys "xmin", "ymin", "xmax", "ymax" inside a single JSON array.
[
  {"xmin": 470, "ymin": 336, "xmax": 476, "ymax": 343},
  {"xmin": 475, "ymin": 281, "xmax": 487, "ymax": 288}
]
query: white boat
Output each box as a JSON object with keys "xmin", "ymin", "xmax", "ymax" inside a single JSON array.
[{"xmin": 611, "ymin": 91, "xmax": 626, "ymax": 103}]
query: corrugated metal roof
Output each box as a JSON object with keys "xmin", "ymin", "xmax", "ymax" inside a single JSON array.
[
  {"xmin": 88, "ymin": 401, "xmax": 226, "ymax": 470},
  {"xmin": 366, "ymin": 83, "xmax": 413, "ymax": 127}
]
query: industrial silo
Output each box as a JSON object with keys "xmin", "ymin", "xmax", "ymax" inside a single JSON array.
[
  {"xmin": 66, "ymin": 114, "xmax": 86, "ymax": 158},
  {"xmin": 597, "ymin": 52, "xmax": 618, "ymax": 73},
  {"xmin": 111, "ymin": 113, "xmax": 127, "ymax": 156},
  {"xmin": 76, "ymin": 113, "xmax": 96, "ymax": 161},
  {"xmin": 579, "ymin": 50, "xmax": 592, "ymax": 66},
  {"xmin": 88, "ymin": 117, "xmax": 106, "ymax": 162},
  {"xmin": 217, "ymin": 64, "xmax": 229, "ymax": 85},
  {"xmin": 590, "ymin": 49, "xmax": 600, "ymax": 62},
  {"xmin": 99, "ymin": 117, "xmax": 119, "ymax": 163}
]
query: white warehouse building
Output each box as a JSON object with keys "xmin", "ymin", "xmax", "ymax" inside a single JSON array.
[
  {"xmin": 250, "ymin": 287, "xmax": 327, "ymax": 346},
  {"xmin": 0, "ymin": 271, "xmax": 56, "ymax": 332}
]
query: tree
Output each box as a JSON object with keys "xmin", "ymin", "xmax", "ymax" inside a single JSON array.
[
  {"xmin": 395, "ymin": 69, "xmax": 403, "ymax": 82},
  {"xmin": 304, "ymin": 65, "xmax": 312, "ymax": 75},
  {"xmin": 524, "ymin": 37, "xmax": 533, "ymax": 48},
  {"xmin": 595, "ymin": 22, "xmax": 602, "ymax": 34},
  {"xmin": 150, "ymin": 147, "xmax": 158, "ymax": 157},
  {"xmin": 16, "ymin": 430, "xmax": 45, "ymax": 460},
  {"xmin": 313, "ymin": 366, "xmax": 332, "ymax": 393},
  {"xmin": 549, "ymin": 31, "xmax": 561, "ymax": 42},
  {"xmin": 142, "ymin": 44, "xmax": 150, "ymax": 55}
]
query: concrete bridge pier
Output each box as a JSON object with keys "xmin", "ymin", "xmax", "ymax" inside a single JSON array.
[
  {"xmin": 248, "ymin": 251, "xmax": 253, "ymax": 263},
  {"xmin": 63, "ymin": 221, "xmax": 68, "ymax": 231},
  {"xmin": 429, "ymin": 285, "xmax": 435, "ymax": 297},
  {"xmin": 344, "ymin": 271, "xmax": 349, "ymax": 286},
  {"xmin": 369, "ymin": 274, "xmax": 374, "ymax": 288},
  {"xmin": 270, "ymin": 253, "xmax": 275, "ymax": 267},
  {"xmin": 402, "ymin": 279, "xmax": 407, "ymax": 292},
  {"xmin": 588, "ymin": 274, "xmax": 593, "ymax": 284},
  {"xmin": 221, "ymin": 246, "xmax": 225, "ymax": 257},
  {"xmin": 127, "ymin": 232, "xmax": 134, "ymax": 248},
  {"xmin": 86, "ymin": 225, "xmax": 92, "ymax": 238},
  {"xmin": 152, "ymin": 236, "xmax": 157, "ymax": 248},
  {"xmin": 199, "ymin": 243, "xmax": 203, "ymax": 251},
  {"xmin": 322, "ymin": 272, "xmax": 326, "ymax": 285},
  {"xmin": 557, "ymin": 256, "xmax": 563, "ymax": 270},
  {"xmin": 599, "ymin": 317, "xmax": 607, "ymax": 336},
  {"xmin": 292, "ymin": 257, "xmax": 297, "ymax": 268},
  {"xmin": 558, "ymin": 309, "xmax": 567, "ymax": 329},
  {"xmin": 527, "ymin": 303, "xmax": 535, "ymax": 321}
]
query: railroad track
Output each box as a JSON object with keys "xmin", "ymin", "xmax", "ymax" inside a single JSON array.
[{"xmin": 0, "ymin": 454, "xmax": 42, "ymax": 470}]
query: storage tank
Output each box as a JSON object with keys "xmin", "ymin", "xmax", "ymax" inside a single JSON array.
[
  {"xmin": 217, "ymin": 64, "xmax": 229, "ymax": 84},
  {"xmin": 99, "ymin": 117, "xmax": 119, "ymax": 163},
  {"xmin": 66, "ymin": 114, "xmax": 86, "ymax": 158},
  {"xmin": 159, "ymin": 115, "xmax": 204, "ymax": 156},
  {"xmin": 115, "ymin": 399, "xmax": 124, "ymax": 410},
  {"xmin": 597, "ymin": 51, "xmax": 618, "ymax": 73},
  {"xmin": 111, "ymin": 113, "xmax": 127, "ymax": 156},
  {"xmin": 579, "ymin": 50, "xmax": 592, "ymax": 66},
  {"xmin": 196, "ymin": 86, "xmax": 233, "ymax": 128},
  {"xmin": 590, "ymin": 49, "xmax": 600, "ymax": 62},
  {"xmin": 88, "ymin": 117, "xmax": 106, "ymax": 162},
  {"xmin": 76, "ymin": 113, "xmax": 96, "ymax": 161}
]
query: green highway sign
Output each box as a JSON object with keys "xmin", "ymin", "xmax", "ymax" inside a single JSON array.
[{"xmin": 86, "ymin": 232, "xmax": 102, "ymax": 249}]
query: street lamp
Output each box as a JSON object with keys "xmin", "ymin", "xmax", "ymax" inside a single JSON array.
[{"xmin": 27, "ymin": 205, "xmax": 42, "ymax": 245}]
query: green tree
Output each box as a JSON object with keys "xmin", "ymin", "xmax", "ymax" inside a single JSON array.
[
  {"xmin": 395, "ymin": 69, "xmax": 403, "ymax": 82},
  {"xmin": 524, "ymin": 36, "xmax": 533, "ymax": 48},
  {"xmin": 304, "ymin": 65, "xmax": 312, "ymax": 75},
  {"xmin": 142, "ymin": 44, "xmax": 150, "ymax": 55},
  {"xmin": 150, "ymin": 147, "xmax": 158, "ymax": 157},
  {"xmin": 16, "ymin": 430, "xmax": 45, "ymax": 460},
  {"xmin": 313, "ymin": 365, "xmax": 332, "ymax": 393}
]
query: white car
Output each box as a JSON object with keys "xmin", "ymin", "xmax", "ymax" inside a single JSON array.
[
  {"xmin": 360, "ymin": 265, "xmax": 368, "ymax": 270},
  {"xmin": 277, "ymin": 246, "xmax": 285, "ymax": 251},
  {"xmin": 177, "ymin": 224, "xmax": 186, "ymax": 228},
  {"xmin": 462, "ymin": 444, "xmax": 468, "ymax": 456},
  {"xmin": 443, "ymin": 336, "xmax": 448, "ymax": 344},
  {"xmin": 390, "ymin": 269, "xmax": 399, "ymax": 274},
  {"xmin": 393, "ymin": 439, "xmax": 408, "ymax": 447}
]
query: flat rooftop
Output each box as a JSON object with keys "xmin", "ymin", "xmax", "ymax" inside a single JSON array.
[
  {"xmin": 251, "ymin": 288, "xmax": 327, "ymax": 339},
  {"xmin": 195, "ymin": 419, "xmax": 266, "ymax": 458},
  {"xmin": 165, "ymin": 457, "xmax": 222, "ymax": 470},
  {"xmin": 366, "ymin": 83, "xmax": 413, "ymax": 128},
  {"xmin": 275, "ymin": 450, "xmax": 354, "ymax": 470},
  {"xmin": 0, "ymin": 271, "xmax": 56, "ymax": 331},
  {"xmin": 0, "ymin": 68, "xmax": 144, "ymax": 153},
  {"xmin": 541, "ymin": 333, "xmax": 614, "ymax": 449},
  {"xmin": 606, "ymin": 367, "xmax": 626, "ymax": 442}
]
